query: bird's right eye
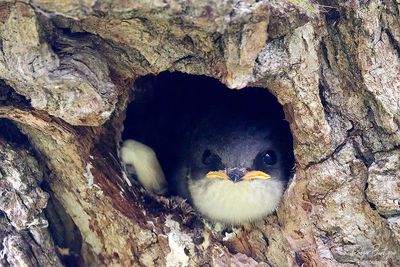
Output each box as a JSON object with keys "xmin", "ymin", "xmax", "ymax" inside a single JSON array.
[
  {"xmin": 202, "ymin": 149, "xmax": 220, "ymax": 166},
  {"xmin": 261, "ymin": 150, "xmax": 277, "ymax": 165}
]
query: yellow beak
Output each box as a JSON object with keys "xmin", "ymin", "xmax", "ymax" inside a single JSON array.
[
  {"xmin": 242, "ymin": 171, "xmax": 271, "ymax": 181},
  {"xmin": 205, "ymin": 171, "xmax": 229, "ymax": 180},
  {"xmin": 205, "ymin": 170, "xmax": 270, "ymax": 181}
]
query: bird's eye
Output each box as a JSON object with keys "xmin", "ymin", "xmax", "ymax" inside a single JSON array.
[
  {"xmin": 202, "ymin": 149, "xmax": 219, "ymax": 166},
  {"xmin": 262, "ymin": 150, "xmax": 277, "ymax": 165}
]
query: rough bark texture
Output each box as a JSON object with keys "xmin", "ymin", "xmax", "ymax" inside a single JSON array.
[
  {"xmin": 0, "ymin": 0, "xmax": 399, "ymax": 266},
  {"xmin": 0, "ymin": 124, "xmax": 62, "ymax": 267}
]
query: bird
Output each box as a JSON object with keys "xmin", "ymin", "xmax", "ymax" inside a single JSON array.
[
  {"xmin": 169, "ymin": 107, "xmax": 294, "ymax": 225},
  {"xmin": 120, "ymin": 140, "xmax": 168, "ymax": 195},
  {"xmin": 121, "ymin": 88, "xmax": 294, "ymax": 225}
]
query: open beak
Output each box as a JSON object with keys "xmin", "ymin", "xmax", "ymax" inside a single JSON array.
[{"xmin": 206, "ymin": 170, "xmax": 270, "ymax": 182}]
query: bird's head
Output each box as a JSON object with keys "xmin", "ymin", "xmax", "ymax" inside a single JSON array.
[
  {"xmin": 188, "ymin": 111, "xmax": 292, "ymax": 184},
  {"xmin": 186, "ymin": 109, "xmax": 294, "ymax": 225}
]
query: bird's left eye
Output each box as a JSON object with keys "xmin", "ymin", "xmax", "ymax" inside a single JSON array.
[{"xmin": 262, "ymin": 150, "xmax": 277, "ymax": 165}]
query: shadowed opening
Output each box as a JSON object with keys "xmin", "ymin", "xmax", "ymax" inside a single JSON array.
[{"xmin": 122, "ymin": 72, "xmax": 294, "ymax": 197}]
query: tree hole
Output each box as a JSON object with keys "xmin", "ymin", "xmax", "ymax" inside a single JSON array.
[{"xmin": 122, "ymin": 72, "xmax": 294, "ymax": 224}]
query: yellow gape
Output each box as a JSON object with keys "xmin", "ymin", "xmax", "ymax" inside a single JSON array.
[
  {"xmin": 205, "ymin": 171, "xmax": 229, "ymax": 180},
  {"xmin": 206, "ymin": 170, "xmax": 270, "ymax": 181},
  {"xmin": 242, "ymin": 171, "xmax": 270, "ymax": 181}
]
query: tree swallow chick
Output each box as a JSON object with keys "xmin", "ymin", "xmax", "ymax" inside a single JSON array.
[
  {"xmin": 173, "ymin": 109, "xmax": 294, "ymax": 225},
  {"xmin": 121, "ymin": 140, "xmax": 168, "ymax": 195}
]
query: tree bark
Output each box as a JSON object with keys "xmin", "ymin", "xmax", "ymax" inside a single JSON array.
[
  {"xmin": 0, "ymin": 123, "xmax": 62, "ymax": 267},
  {"xmin": 0, "ymin": 0, "xmax": 399, "ymax": 266}
]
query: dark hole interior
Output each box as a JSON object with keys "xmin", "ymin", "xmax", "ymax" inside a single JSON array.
[
  {"xmin": 122, "ymin": 72, "xmax": 294, "ymax": 195},
  {"xmin": 0, "ymin": 119, "xmax": 30, "ymax": 146}
]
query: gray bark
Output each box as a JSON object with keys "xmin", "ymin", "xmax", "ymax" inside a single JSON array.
[
  {"xmin": 0, "ymin": 129, "xmax": 62, "ymax": 267},
  {"xmin": 0, "ymin": 0, "xmax": 399, "ymax": 266}
]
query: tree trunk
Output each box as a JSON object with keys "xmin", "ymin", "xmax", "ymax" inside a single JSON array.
[{"xmin": 0, "ymin": 1, "xmax": 399, "ymax": 266}]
